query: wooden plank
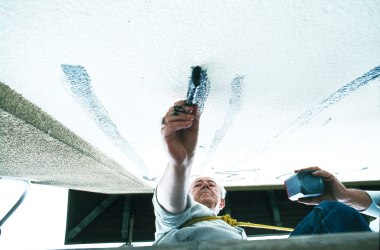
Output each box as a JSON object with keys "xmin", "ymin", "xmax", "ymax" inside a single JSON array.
[{"xmin": 67, "ymin": 195, "xmax": 120, "ymax": 240}]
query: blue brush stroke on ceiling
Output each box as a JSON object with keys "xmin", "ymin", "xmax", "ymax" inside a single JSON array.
[
  {"xmin": 201, "ymin": 75, "xmax": 245, "ymax": 169},
  {"xmin": 61, "ymin": 64, "xmax": 150, "ymax": 177},
  {"xmin": 214, "ymin": 169, "xmax": 260, "ymax": 182},
  {"xmin": 232, "ymin": 65, "xmax": 380, "ymax": 168}
]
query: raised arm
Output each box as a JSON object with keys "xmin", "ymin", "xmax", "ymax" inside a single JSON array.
[
  {"xmin": 156, "ymin": 100, "xmax": 199, "ymax": 214},
  {"xmin": 295, "ymin": 166, "xmax": 372, "ymax": 211}
]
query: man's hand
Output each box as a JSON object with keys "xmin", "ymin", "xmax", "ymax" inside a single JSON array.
[
  {"xmin": 161, "ymin": 100, "xmax": 199, "ymax": 167},
  {"xmin": 295, "ymin": 166, "xmax": 371, "ymax": 211}
]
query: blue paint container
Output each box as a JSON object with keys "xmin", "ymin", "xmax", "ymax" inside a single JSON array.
[{"xmin": 284, "ymin": 171, "xmax": 324, "ymax": 201}]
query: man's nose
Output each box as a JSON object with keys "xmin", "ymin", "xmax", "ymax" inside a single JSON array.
[{"xmin": 201, "ymin": 182, "xmax": 209, "ymax": 189}]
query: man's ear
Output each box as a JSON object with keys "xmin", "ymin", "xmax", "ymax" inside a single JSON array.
[{"xmin": 219, "ymin": 198, "xmax": 225, "ymax": 209}]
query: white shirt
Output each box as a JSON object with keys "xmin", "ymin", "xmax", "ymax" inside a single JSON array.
[
  {"xmin": 362, "ymin": 191, "xmax": 380, "ymax": 232},
  {"xmin": 152, "ymin": 191, "xmax": 247, "ymax": 245}
]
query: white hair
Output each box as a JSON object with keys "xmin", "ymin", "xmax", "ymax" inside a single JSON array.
[{"xmin": 215, "ymin": 180, "xmax": 226, "ymax": 199}]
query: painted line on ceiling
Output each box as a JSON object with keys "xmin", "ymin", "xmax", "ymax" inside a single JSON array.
[
  {"xmin": 214, "ymin": 169, "xmax": 260, "ymax": 182},
  {"xmin": 232, "ymin": 65, "xmax": 380, "ymax": 168},
  {"xmin": 201, "ymin": 75, "xmax": 245, "ymax": 169},
  {"xmin": 61, "ymin": 64, "xmax": 150, "ymax": 177}
]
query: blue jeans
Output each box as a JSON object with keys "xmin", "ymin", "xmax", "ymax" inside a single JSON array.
[{"xmin": 290, "ymin": 201, "xmax": 371, "ymax": 236}]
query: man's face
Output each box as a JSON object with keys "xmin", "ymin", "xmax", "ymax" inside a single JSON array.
[{"xmin": 190, "ymin": 177, "xmax": 225, "ymax": 213}]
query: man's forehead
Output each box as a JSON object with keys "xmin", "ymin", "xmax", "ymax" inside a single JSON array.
[{"xmin": 192, "ymin": 176, "xmax": 216, "ymax": 184}]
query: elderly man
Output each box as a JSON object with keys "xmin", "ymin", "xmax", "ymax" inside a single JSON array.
[
  {"xmin": 153, "ymin": 101, "xmax": 245, "ymax": 245},
  {"xmin": 153, "ymin": 100, "xmax": 379, "ymax": 245}
]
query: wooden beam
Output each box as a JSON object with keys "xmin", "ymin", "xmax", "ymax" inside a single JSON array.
[
  {"xmin": 121, "ymin": 196, "xmax": 132, "ymax": 241},
  {"xmin": 67, "ymin": 195, "xmax": 120, "ymax": 240},
  {"xmin": 128, "ymin": 215, "xmax": 135, "ymax": 245},
  {"xmin": 266, "ymin": 190, "xmax": 282, "ymax": 227}
]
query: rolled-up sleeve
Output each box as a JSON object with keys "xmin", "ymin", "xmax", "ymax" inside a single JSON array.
[
  {"xmin": 361, "ymin": 191, "xmax": 380, "ymax": 232},
  {"xmin": 153, "ymin": 190, "xmax": 193, "ymax": 238},
  {"xmin": 361, "ymin": 191, "xmax": 380, "ymax": 218}
]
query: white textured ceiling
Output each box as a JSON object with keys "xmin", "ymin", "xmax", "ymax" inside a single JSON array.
[{"xmin": 1, "ymin": 0, "xmax": 379, "ymax": 188}]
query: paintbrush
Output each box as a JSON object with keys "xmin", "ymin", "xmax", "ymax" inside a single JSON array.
[
  {"xmin": 173, "ymin": 65, "xmax": 208, "ymax": 115},
  {"xmin": 185, "ymin": 66, "xmax": 203, "ymax": 105},
  {"xmin": 171, "ymin": 66, "xmax": 204, "ymax": 115}
]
